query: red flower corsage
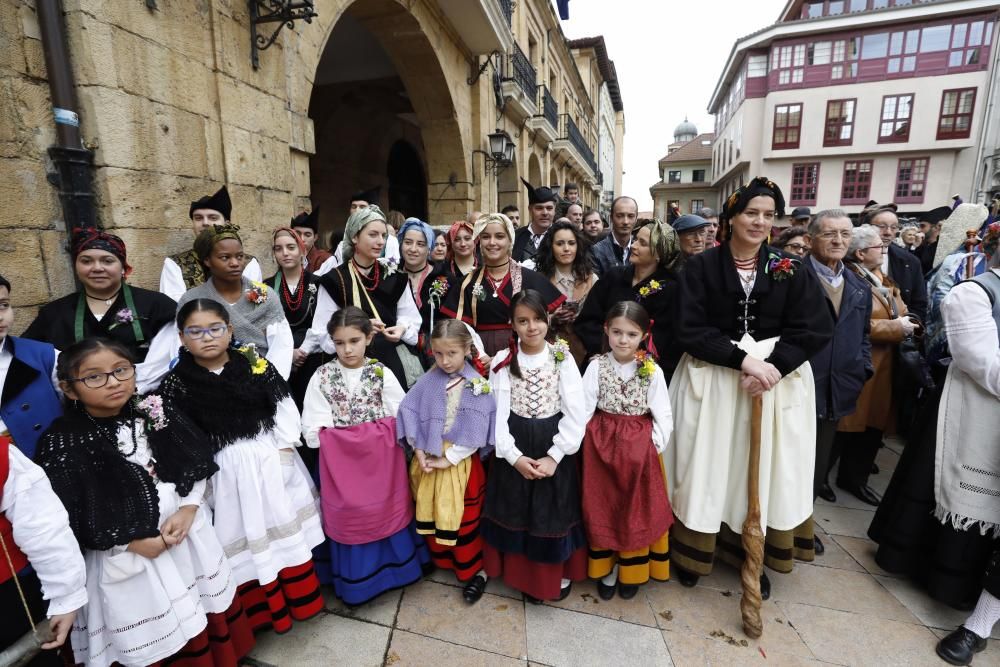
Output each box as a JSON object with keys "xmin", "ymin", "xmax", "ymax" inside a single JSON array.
[{"xmin": 766, "ymin": 253, "xmax": 797, "ymax": 281}]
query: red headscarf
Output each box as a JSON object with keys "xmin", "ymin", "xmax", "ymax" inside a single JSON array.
[
  {"xmin": 272, "ymin": 226, "xmax": 306, "ymax": 255},
  {"xmin": 446, "ymin": 220, "xmax": 476, "ymax": 262},
  {"xmin": 70, "ymin": 227, "xmax": 132, "ymax": 277}
]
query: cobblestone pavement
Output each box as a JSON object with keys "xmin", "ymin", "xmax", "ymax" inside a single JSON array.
[{"xmin": 248, "ymin": 439, "xmax": 998, "ymax": 666}]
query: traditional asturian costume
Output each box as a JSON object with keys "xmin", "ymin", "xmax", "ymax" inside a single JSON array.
[
  {"xmin": 579, "ymin": 352, "xmax": 674, "ymax": 587},
  {"xmin": 307, "ymin": 206, "xmax": 423, "ymax": 388},
  {"xmin": 440, "ymin": 213, "xmax": 565, "ymax": 355},
  {"xmin": 397, "ymin": 218, "xmax": 453, "ymax": 366},
  {"xmin": 1, "ymin": 442, "xmax": 86, "ymax": 667},
  {"xmin": 159, "ymin": 350, "xmax": 324, "ymax": 634},
  {"xmin": 666, "ymin": 179, "xmax": 834, "ymax": 579},
  {"xmin": 0, "ymin": 336, "xmax": 61, "ymax": 458},
  {"xmin": 397, "ymin": 363, "xmax": 495, "ymax": 587},
  {"xmin": 291, "ymin": 208, "xmax": 333, "ymax": 274},
  {"xmin": 301, "ymin": 357, "xmax": 429, "ymax": 604},
  {"xmin": 160, "ymin": 187, "xmax": 262, "ymax": 301},
  {"xmin": 35, "ymin": 399, "xmax": 254, "ymax": 667},
  {"xmin": 481, "ymin": 342, "xmax": 589, "ymax": 600},
  {"xmin": 24, "ymin": 229, "xmax": 177, "ymax": 394}
]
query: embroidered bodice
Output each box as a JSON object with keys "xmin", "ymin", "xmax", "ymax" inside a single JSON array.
[
  {"xmin": 509, "ymin": 358, "xmax": 561, "ymax": 418},
  {"xmin": 316, "ymin": 361, "xmax": 386, "ymax": 427},
  {"xmin": 596, "ymin": 355, "xmax": 650, "ymax": 416},
  {"xmin": 443, "ymin": 377, "xmax": 464, "ymax": 431}
]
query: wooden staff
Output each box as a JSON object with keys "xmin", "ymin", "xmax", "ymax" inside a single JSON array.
[{"xmin": 740, "ymin": 394, "xmax": 765, "ymax": 638}]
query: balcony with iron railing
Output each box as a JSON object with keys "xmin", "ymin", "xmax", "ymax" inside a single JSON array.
[
  {"xmin": 558, "ymin": 114, "xmax": 598, "ymax": 176},
  {"xmin": 498, "ymin": 0, "xmax": 513, "ymax": 26},
  {"xmin": 538, "ymin": 85, "xmax": 558, "ymax": 131},
  {"xmin": 508, "ymin": 42, "xmax": 536, "ymax": 100}
]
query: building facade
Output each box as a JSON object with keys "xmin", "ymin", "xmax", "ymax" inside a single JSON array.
[
  {"xmin": 709, "ymin": 0, "xmax": 1000, "ymax": 216},
  {"xmin": 1, "ymin": 0, "xmax": 623, "ymax": 328},
  {"xmin": 650, "ymin": 121, "xmax": 718, "ymax": 221}
]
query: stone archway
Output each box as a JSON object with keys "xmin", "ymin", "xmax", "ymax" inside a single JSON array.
[
  {"xmin": 298, "ymin": 0, "xmax": 472, "ymax": 233},
  {"xmin": 528, "ymin": 153, "xmax": 542, "ymax": 189}
]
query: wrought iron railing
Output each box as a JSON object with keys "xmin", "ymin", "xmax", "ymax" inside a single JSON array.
[
  {"xmin": 508, "ymin": 42, "xmax": 536, "ymax": 99},
  {"xmin": 560, "ymin": 114, "xmax": 598, "ymax": 174},
  {"xmin": 498, "ymin": 0, "xmax": 513, "ymax": 26},
  {"xmin": 537, "ymin": 85, "xmax": 558, "ymax": 130}
]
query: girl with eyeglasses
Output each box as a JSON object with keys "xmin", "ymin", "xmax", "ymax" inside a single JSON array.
[
  {"xmin": 160, "ymin": 299, "xmax": 325, "ymax": 636},
  {"xmin": 36, "ymin": 337, "xmax": 256, "ymax": 666}
]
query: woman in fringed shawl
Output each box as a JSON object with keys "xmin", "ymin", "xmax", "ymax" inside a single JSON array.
[{"xmin": 176, "ymin": 224, "xmax": 295, "ymax": 380}]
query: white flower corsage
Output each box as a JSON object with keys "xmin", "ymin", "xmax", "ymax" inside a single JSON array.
[
  {"xmin": 551, "ymin": 337, "xmax": 570, "ymax": 365},
  {"xmin": 307, "ymin": 283, "xmax": 318, "ymax": 294},
  {"xmin": 379, "ymin": 257, "xmax": 399, "ymax": 277},
  {"xmin": 471, "ymin": 283, "xmax": 486, "ymax": 301},
  {"xmin": 136, "ymin": 395, "xmax": 168, "ymax": 431},
  {"xmin": 467, "ymin": 377, "xmax": 492, "ymax": 395}
]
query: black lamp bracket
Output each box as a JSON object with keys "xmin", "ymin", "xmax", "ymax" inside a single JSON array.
[{"xmin": 250, "ymin": 0, "xmax": 318, "ymax": 69}]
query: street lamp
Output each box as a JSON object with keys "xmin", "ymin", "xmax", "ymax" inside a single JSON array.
[{"xmin": 479, "ymin": 129, "xmax": 515, "ymax": 174}]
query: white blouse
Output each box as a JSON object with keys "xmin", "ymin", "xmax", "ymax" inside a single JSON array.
[
  {"xmin": 300, "ymin": 360, "xmax": 407, "ymax": 449},
  {"xmin": 2, "ymin": 445, "xmax": 88, "ymax": 617},
  {"xmin": 942, "ymin": 268, "xmax": 1000, "ymax": 398},
  {"xmin": 489, "ymin": 343, "xmax": 586, "ymax": 466},
  {"xmin": 580, "ymin": 354, "xmax": 673, "ymax": 453}
]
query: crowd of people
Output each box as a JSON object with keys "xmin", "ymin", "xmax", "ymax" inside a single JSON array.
[{"xmin": 1, "ymin": 175, "xmax": 999, "ymax": 666}]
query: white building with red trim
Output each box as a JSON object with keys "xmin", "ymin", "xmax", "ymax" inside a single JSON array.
[{"xmin": 708, "ymin": 0, "xmax": 1000, "ymax": 215}]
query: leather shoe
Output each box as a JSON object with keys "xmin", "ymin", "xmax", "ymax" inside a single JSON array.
[
  {"xmin": 817, "ymin": 483, "xmax": 837, "ymax": 503},
  {"xmin": 462, "ymin": 575, "xmax": 487, "ymax": 604},
  {"xmin": 618, "ymin": 583, "xmax": 639, "ymax": 600},
  {"xmin": 597, "ymin": 579, "xmax": 616, "ymax": 600},
  {"xmin": 936, "ymin": 626, "xmax": 987, "ymax": 665},
  {"xmin": 814, "ymin": 535, "xmax": 825, "ymax": 555},
  {"xmin": 557, "ymin": 583, "xmax": 572, "ymax": 601},
  {"xmin": 524, "ymin": 594, "xmax": 543, "ymax": 605},
  {"xmin": 759, "ymin": 572, "xmax": 771, "ymax": 601},
  {"xmin": 676, "ymin": 568, "xmax": 699, "ymax": 588},
  {"xmin": 840, "ymin": 483, "xmax": 882, "ymax": 506}
]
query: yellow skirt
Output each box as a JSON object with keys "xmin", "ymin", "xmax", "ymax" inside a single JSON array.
[{"xmin": 409, "ymin": 442, "xmax": 471, "ymax": 546}]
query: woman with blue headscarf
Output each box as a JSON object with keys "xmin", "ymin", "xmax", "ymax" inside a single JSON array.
[
  {"xmin": 399, "ymin": 217, "xmax": 453, "ymax": 364},
  {"xmin": 307, "ymin": 206, "xmax": 423, "ymax": 388}
]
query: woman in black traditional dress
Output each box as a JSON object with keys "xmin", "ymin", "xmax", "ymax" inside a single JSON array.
[
  {"xmin": 398, "ymin": 217, "xmax": 452, "ymax": 365},
  {"xmin": 575, "ymin": 218, "xmax": 683, "ymax": 379},
  {"xmin": 440, "ymin": 213, "xmax": 565, "ymax": 357},
  {"xmin": 665, "ymin": 177, "xmax": 834, "ymax": 598},
  {"xmin": 444, "ymin": 219, "xmax": 478, "ymax": 279},
  {"xmin": 308, "ymin": 205, "xmax": 422, "ymax": 388},
  {"xmin": 265, "ymin": 226, "xmax": 325, "ymax": 409},
  {"xmin": 23, "ymin": 228, "xmax": 177, "ymax": 394}
]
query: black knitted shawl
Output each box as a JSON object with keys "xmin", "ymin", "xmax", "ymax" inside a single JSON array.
[
  {"xmin": 159, "ymin": 347, "xmax": 292, "ymax": 453},
  {"xmin": 34, "ymin": 401, "xmax": 219, "ymax": 551}
]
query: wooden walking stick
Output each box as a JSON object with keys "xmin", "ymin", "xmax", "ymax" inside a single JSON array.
[{"xmin": 740, "ymin": 394, "xmax": 765, "ymax": 639}]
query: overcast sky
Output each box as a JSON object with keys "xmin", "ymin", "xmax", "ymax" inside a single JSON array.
[{"xmin": 558, "ymin": 0, "xmax": 788, "ymax": 211}]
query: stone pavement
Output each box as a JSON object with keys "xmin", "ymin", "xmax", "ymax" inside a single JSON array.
[{"xmin": 248, "ymin": 438, "xmax": 999, "ymax": 666}]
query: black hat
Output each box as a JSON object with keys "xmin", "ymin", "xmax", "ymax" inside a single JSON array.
[
  {"xmin": 671, "ymin": 214, "xmax": 710, "ymax": 233},
  {"xmin": 291, "ymin": 207, "xmax": 320, "ymax": 232},
  {"xmin": 790, "ymin": 207, "xmax": 812, "ymax": 221},
  {"xmin": 189, "ymin": 185, "xmax": 232, "ymax": 220},
  {"xmin": 349, "ymin": 187, "xmax": 380, "ymax": 206},
  {"xmin": 919, "ymin": 206, "xmax": 951, "ymax": 225},
  {"xmin": 520, "ymin": 177, "xmax": 559, "ymax": 205}
]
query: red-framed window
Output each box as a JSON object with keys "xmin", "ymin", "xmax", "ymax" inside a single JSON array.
[
  {"xmin": 824, "ymin": 99, "xmax": 856, "ymax": 146},
  {"xmin": 772, "ymin": 103, "xmax": 802, "ymax": 149},
  {"xmin": 790, "ymin": 163, "xmax": 820, "ymax": 206},
  {"xmin": 841, "ymin": 160, "xmax": 873, "ymax": 205},
  {"xmin": 937, "ymin": 88, "xmax": 977, "ymax": 139},
  {"xmin": 894, "ymin": 157, "xmax": 929, "ymax": 203},
  {"xmin": 878, "ymin": 94, "xmax": 913, "ymax": 143}
]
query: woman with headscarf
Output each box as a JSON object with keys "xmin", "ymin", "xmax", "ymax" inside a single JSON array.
[
  {"xmin": 439, "ymin": 213, "xmax": 565, "ymax": 356},
  {"xmin": 444, "ymin": 219, "xmax": 478, "ymax": 279},
  {"xmin": 399, "ymin": 217, "xmax": 453, "ymax": 364},
  {"xmin": 306, "ymin": 205, "xmax": 422, "ymax": 388},
  {"xmin": 24, "ymin": 228, "xmax": 178, "ymax": 393},
  {"xmin": 575, "ymin": 218, "xmax": 683, "ymax": 379},
  {"xmin": 265, "ymin": 226, "xmax": 326, "ymax": 408},
  {"xmin": 665, "ymin": 177, "xmax": 834, "ymax": 598},
  {"xmin": 176, "ymin": 224, "xmax": 294, "ymax": 379}
]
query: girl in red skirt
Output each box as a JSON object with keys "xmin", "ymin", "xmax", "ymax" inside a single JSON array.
[
  {"xmin": 579, "ymin": 301, "xmax": 674, "ymax": 600},
  {"xmin": 481, "ymin": 290, "xmax": 589, "ymax": 603}
]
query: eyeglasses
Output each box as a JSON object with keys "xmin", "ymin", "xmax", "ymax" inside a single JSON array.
[
  {"xmin": 183, "ymin": 324, "xmax": 229, "ymax": 339},
  {"xmin": 873, "ymin": 224, "xmax": 900, "ymax": 233},
  {"xmin": 69, "ymin": 365, "xmax": 136, "ymax": 389},
  {"xmin": 783, "ymin": 243, "xmax": 809, "ymax": 252},
  {"xmin": 863, "ymin": 245, "xmax": 885, "ymax": 252}
]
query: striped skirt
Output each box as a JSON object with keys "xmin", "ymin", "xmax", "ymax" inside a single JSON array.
[
  {"xmin": 424, "ymin": 454, "xmax": 486, "ymax": 582},
  {"xmin": 670, "ymin": 516, "xmax": 815, "ymax": 577},
  {"xmin": 236, "ymin": 560, "xmax": 324, "ymax": 634},
  {"xmin": 157, "ymin": 595, "xmax": 256, "ymax": 666}
]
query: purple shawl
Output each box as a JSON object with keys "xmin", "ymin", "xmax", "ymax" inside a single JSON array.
[{"xmin": 396, "ymin": 363, "xmax": 496, "ymax": 457}]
